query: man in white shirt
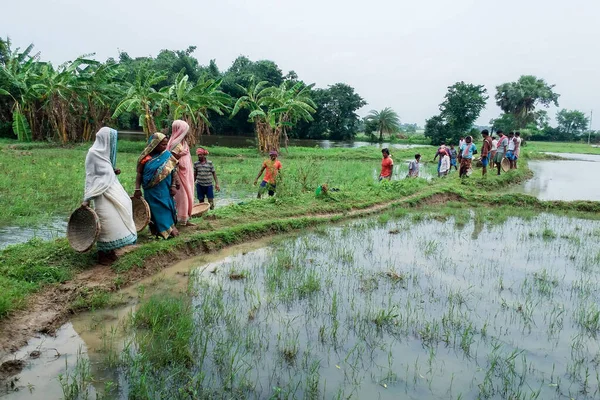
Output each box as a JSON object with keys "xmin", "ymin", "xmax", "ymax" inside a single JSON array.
[
  {"xmin": 514, "ymin": 132, "xmax": 522, "ymax": 169},
  {"xmin": 494, "ymin": 130, "xmax": 509, "ymax": 175},
  {"xmin": 506, "ymin": 131, "xmax": 517, "ymax": 169}
]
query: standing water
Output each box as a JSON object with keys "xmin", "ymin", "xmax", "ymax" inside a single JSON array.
[
  {"xmin": 3, "ymin": 212, "xmax": 600, "ymax": 399},
  {"xmin": 510, "ymin": 152, "xmax": 600, "ymax": 201}
]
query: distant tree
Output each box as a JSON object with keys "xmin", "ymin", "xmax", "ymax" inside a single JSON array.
[
  {"xmin": 425, "ymin": 81, "xmax": 487, "ymax": 145},
  {"xmin": 439, "ymin": 81, "xmax": 488, "ymax": 143},
  {"xmin": 320, "ymin": 83, "xmax": 366, "ymax": 140},
  {"xmin": 556, "ymin": 109, "xmax": 589, "ymax": 139},
  {"xmin": 364, "ymin": 107, "xmax": 401, "ymax": 142},
  {"xmin": 401, "ymin": 123, "xmax": 418, "ymax": 134},
  {"xmin": 489, "ymin": 113, "xmax": 517, "ymax": 134},
  {"xmin": 424, "ymin": 115, "xmax": 449, "ymax": 146},
  {"xmin": 495, "ymin": 75, "xmax": 560, "ymax": 129}
]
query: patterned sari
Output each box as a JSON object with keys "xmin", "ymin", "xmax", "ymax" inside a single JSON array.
[{"xmin": 139, "ymin": 133, "xmax": 179, "ymax": 239}]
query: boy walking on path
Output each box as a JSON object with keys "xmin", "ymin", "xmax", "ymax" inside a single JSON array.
[
  {"xmin": 408, "ymin": 154, "xmax": 421, "ymax": 177},
  {"xmin": 194, "ymin": 147, "xmax": 220, "ymax": 210},
  {"xmin": 449, "ymin": 145, "xmax": 458, "ymax": 171},
  {"xmin": 379, "ymin": 148, "xmax": 394, "ymax": 181},
  {"xmin": 481, "ymin": 130, "xmax": 493, "ymax": 177},
  {"xmin": 255, "ymin": 150, "xmax": 282, "ymax": 198}
]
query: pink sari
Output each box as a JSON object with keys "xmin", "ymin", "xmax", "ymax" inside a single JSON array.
[{"xmin": 168, "ymin": 120, "xmax": 194, "ymax": 224}]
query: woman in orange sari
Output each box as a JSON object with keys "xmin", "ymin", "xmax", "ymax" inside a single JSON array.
[{"xmin": 168, "ymin": 120, "xmax": 195, "ymax": 226}]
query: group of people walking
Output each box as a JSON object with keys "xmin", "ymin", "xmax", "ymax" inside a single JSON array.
[
  {"xmin": 82, "ymin": 121, "xmax": 282, "ymax": 264},
  {"xmin": 379, "ymin": 130, "xmax": 522, "ymax": 181}
]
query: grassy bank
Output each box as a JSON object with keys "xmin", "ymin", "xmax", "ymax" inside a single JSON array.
[
  {"xmin": 0, "ymin": 138, "xmax": 594, "ymax": 322},
  {"xmin": 525, "ymin": 141, "xmax": 600, "ymax": 156},
  {"xmin": 0, "ymin": 140, "xmax": 433, "ymax": 227}
]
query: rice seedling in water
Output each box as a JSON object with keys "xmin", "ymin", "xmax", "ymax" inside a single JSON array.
[{"xmin": 71, "ymin": 211, "xmax": 600, "ymax": 399}]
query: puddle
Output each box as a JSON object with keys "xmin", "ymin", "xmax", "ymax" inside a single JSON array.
[
  {"xmin": 0, "ymin": 191, "xmax": 253, "ymax": 250},
  {"xmin": 510, "ymin": 159, "xmax": 600, "ymax": 201},
  {"xmin": 4, "ymin": 212, "xmax": 600, "ymax": 399},
  {"xmin": 0, "ymin": 218, "xmax": 67, "ymax": 250},
  {"xmin": 0, "ymin": 238, "xmax": 278, "ymax": 399},
  {"xmin": 372, "ymin": 161, "xmax": 438, "ymax": 181}
]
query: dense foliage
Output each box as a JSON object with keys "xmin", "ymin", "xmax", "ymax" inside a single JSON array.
[
  {"xmin": 424, "ymin": 81, "xmax": 488, "ymax": 145},
  {"xmin": 0, "ymin": 38, "xmax": 368, "ymax": 147}
]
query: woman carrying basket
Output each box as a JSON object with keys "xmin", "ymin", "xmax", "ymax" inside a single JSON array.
[
  {"xmin": 134, "ymin": 132, "xmax": 180, "ymax": 239},
  {"xmin": 82, "ymin": 128, "xmax": 137, "ymax": 264}
]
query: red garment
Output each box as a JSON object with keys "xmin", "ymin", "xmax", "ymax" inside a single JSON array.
[
  {"xmin": 380, "ymin": 156, "xmax": 394, "ymax": 177},
  {"xmin": 263, "ymin": 160, "xmax": 282, "ymax": 184}
]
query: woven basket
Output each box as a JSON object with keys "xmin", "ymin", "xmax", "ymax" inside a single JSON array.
[
  {"xmin": 67, "ymin": 206, "xmax": 101, "ymax": 253},
  {"xmin": 131, "ymin": 196, "xmax": 150, "ymax": 232},
  {"xmin": 192, "ymin": 203, "xmax": 211, "ymax": 217},
  {"xmin": 501, "ymin": 158, "xmax": 510, "ymax": 172}
]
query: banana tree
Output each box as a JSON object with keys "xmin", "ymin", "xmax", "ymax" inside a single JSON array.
[
  {"xmin": 165, "ymin": 72, "xmax": 231, "ymax": 144},
  {"xmin": 231, "ymin": 79, "xmax": 275, "ymax": 152},
  {"xmin": 265, "ymin": 82, "xmax": 316, "ymax": 150},
  {"xmin": 113, "ymin": 64, "xmax": 167, "ymax": 137},
  {"xmin": 78, "ymin": 61, "xmax": 122, "ymax": 141},
  {"xmin": 0, "ymin": 41, "xmax": 39, "ymax": 141}
]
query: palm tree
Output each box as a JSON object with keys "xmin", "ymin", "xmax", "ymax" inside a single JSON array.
[
  {"xmin": 365, "ymin": 107, "xmax": 401, "ymax": 142},
  {"xmin": 112, "ymin": 64, "xmax": 167, "ymax": 136}
]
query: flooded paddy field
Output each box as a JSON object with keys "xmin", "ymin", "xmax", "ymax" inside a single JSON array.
[
  {"xmin": 510, "ymin": 152, "xmax": 600, "ymax": 201},
  {"xmin": 3, "ymin": 211, "xmax": 600, "ymax": 399}
]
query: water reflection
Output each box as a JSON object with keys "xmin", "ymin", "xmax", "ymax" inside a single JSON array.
[
  {"xmin": 0, "ymin": 218, "xmax": 67, "ymax": 250},
  {"xmin": 119, "ymin": 131, "xmax": 430, "ymax": 150},
  {"xmin": 510, "ymin": 159, "xmax": 600, "ymax": 201}
]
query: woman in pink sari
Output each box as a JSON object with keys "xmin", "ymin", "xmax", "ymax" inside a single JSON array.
[{"xmin": 168, "ymin": 120, "xmax": 195, "ymax": 226}]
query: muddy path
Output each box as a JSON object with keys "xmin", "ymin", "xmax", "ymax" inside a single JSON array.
[{"xmin": 0, "ymin": 191, "xmax": 457, "ymax": 361}]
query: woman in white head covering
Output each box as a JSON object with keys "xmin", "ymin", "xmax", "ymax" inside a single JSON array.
[{"xmin": 82, "ymin": 127, "xmax": 137, "ymax": 264}]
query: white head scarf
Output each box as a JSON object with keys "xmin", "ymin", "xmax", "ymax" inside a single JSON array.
[{"xmin": 84, "ymin": 127, "xmax": 118, "ymax": 201}]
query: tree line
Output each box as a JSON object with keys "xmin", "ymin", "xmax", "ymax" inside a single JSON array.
[
  {"xmin": 0, "ymin": 38, "xmax": 378, "ymax": 149},
  {"xmin": 2, "ymin": 37, "xmax": 594, "ymax": 148},
  {"xmin": 424, "ymin": 75, "xmax": 594, "ymax": 145}
]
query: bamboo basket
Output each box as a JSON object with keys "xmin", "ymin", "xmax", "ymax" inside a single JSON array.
[
  {"xmin": 131, "ymin": 196, "xmax": 151, "ymax": 232},
  {"xmin": 67, "ymin": 206, "xmax": 101, "ymax": 253},
  {"xmin": 192, "ymin": 203, "xmax": 211, "ymax": 217}
]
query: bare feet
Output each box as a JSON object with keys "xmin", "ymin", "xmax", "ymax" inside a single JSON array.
[
  {"xmin": 98, "ymin": 250, "xmax": 117, "ymax": 265},
  {"xmin": 170, "ymin": 227, "xmax": 180, "ymax": 238}
]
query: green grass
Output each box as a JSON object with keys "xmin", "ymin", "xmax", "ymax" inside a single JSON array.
[
  {"xmin": 524, "ymin": 141, "xmax": 600, "ymax": 156},
  {"xmin": 0, "ymin": 139, "xmax": 435, "ymax": 227},
  {"xmin": 1, "ymin": 139, "xmax": 600, "ymax": 321}
]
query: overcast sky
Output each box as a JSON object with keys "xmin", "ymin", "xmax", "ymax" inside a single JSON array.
[{"xmin": 4, "ymin": 0, "xmax": 599, "ymax": 129}]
